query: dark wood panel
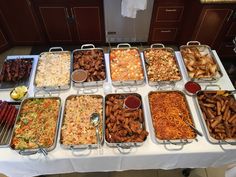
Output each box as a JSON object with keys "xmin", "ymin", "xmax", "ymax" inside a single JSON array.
[
  {"xmin": 151, "ymin": 28, "xmax": 178, "ymax": 42},
  {"xmin": 193, "ymin": 8, "xmax": 231, "ymax": 47},
  {"xmin": 149, "ymin": 0, "xmax": 186, "ymax": 44},
  {"xmin": 226, "ymin": 22, "xmax": 236, "ymax": 37},
  {"xmin": 0, "ymin": 29, "xmax": 8, "ymax": 48},
  {"xmin": 218, "ymin": 42, "xmax": 236, "ymax": 58},
  {"xmin": 39, "ymin": 7, "xmax": 72, "ymax": 42},
  {"xmin": 152, "ymin": 22, "xmax": 181, "ymax": 28},
  {"xmin": 156, "ymin": 6, "xmax": 184, "ymax": 22},
  {"xmin": 73, "ymin": 7, "xmax": 102, "ymax": 42},
  {"xmin": 0, "ymin": 0, "xmax": 43, "ymax": 44},
  {"xmin": 157, "ymin": 0, "xmax": 185, "ymax": 5},
  {"xmin": 0, "ymin": 27, "xmax": 10, "ymax": 53}
]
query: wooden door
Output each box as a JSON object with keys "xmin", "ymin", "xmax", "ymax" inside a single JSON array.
[
  {"xmin": 37, "ymin": 6, "xmax": 73, "ymax": 43},
  {"xmin": 0, "ymin": 28, "xmax": 9, "ymax": 52},
  {"xmin": 0, "ymin": 0, "xmax": 43, "ymax": 44},
  {"xmin": 70, "ymin": 0, "xmax": 105, "ymax": 43},
  {"xmin": 148, "ymin": 0, "xmax": 186, "ymax": 44},
  {"xmin": 72, "ymin": 7, "xmax": 102, "ymax": 42},
  {"xmin": 193, "ymin": 7, "xmax": 232, "ymax": 47}
]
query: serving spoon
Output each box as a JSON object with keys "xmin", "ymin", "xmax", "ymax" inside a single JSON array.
[{"xmin": 90, "ymin": 113, "xmax": 101, "ymax": 153}]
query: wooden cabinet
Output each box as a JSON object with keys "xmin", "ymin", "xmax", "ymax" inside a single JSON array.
[
  {"xmin": 218, "ymin": 42, "xmax": 236, "ymax": 57},
  {"xmin": 224, "ymin": 21, "xmax": 236, "ymax": 37},
  {"xmin": 155, "ymin": 6, "xmax": 184, "ymax": 22},
  {"xmin": 216, "ymin": 9, "xmax": 236, "ymax": 58},
  {"xmin": 192, "ymin": 7, "xmax": 232, "ymax": 48},
  {"xmin": 33, "ymin": 0, "xmax": 105, "ymax": 44},
  {"xmin": 36, "ymin": 5, "xmax": 73, "ymax": 43},
  {"xmin": 179, "ymin": 2, "xmax": 236, "ymax": 58},
  {"xmin": 71, "ymin": 0, "xmax": 105, "ymax": 43},
  {"xmin": 148, "ymin": 0, "xmax": 186, "ymax": 43},
  {"xmin": 151, "ymin": 28, "xmax": 178, "ymax": 42},
  {"xmin": 0, "ymin": 28, "xmax": 9, "ymax": 52},
  {"xmin": 72, "ymin": 6, "xmax": 103, "ymax": 42},
  {"xmin": 0, "ymin": 0, "xmax": 44, "ymax": 45}
]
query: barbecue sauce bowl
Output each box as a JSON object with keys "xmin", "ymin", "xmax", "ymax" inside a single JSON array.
[
  {"xmin": 71, "ymin": 69, "xmax": 87, "ymax": 83},
  {"xmin": 124, "ymin": 95, "xmax": 141, "ymax": 110},
  {"xmin": 184, "ymin": 81, "xmax": 201, "ymax": 96}
]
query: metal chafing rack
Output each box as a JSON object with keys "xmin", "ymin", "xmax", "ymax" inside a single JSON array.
[
  {"xmin": 194, "ymin": 88, "xmax": 236, "ymax": 149},
  {"xmin": 147, "ymin": 90, "xmax": 199, "ymax": 151},
  {"xmin": 0, "ymin": 101, "xmax": 20, "ymax": 148},
  {"xmin": 10, "ymin": 97, "xmax": 62, "ymax": 156},
  {"xmin": 59, "ymin": 94, "xmax": 104, "ymax": 155},
  {"xmin": 33, "ymin": 47, "xmax": 72, "ymax": 92},
  {"xmin": 72, "ymin": 44, "xmax": 107, "ymax": 94},
  {"xmin": 180, "ymin": 41, "xmax": 223, "ymax": 83},
  {"xmin": 0, "ymin": 57, "xmax": 34, "ymax": 90},
  {"xmin": 109, "ymin": 43, "xmax": 145, "ymax": 92},
  {"xmin": 104, "ymin": 93, "xmax": 148, "ymax": 154},
  {"xmin": 143, "ymin": 43, "xmax": 183, "ymax": 89}
]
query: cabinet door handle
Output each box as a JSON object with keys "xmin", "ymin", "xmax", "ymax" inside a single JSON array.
[
  {"xmin": 65, "ymin": 8, "xmax": 70, "ymax": 19},
  {"xmin": 66, "ymin": 8, "xmax": 74, "ymax": 23},
  {"xmin": 26, "ymin": 0, "xmax": 31, "ymax": 6},
  {"xmin": 70, "ymin": 8, "xmax": 75, "ymax": 19},
  {"xmin": 227, "ymin": 10, "xmax": 233, "ymax": 22},
  {"xmin": 160, "ymin": 30, "xmax": 171, "ymax": 33},
  {"xmin": 165, "ymin": 9, "xmax": 177, "ymax": 12}
]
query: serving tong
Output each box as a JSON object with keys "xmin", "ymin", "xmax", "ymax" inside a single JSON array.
[{"xmin": 181, "ymin": 118, "xmax": 203, "ymax": 137}]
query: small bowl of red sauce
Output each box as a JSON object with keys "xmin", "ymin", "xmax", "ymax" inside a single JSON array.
[
  {"xmin": 71, "ymin": 69, "xmax": 87, "ymax": 83},
  {"xmin": 184, "ymin": 81, "xmax": 201, "ymax": 96},
  {"xmin": 124, "ymin": 95, "xmax": 141, "ymax": 110}
]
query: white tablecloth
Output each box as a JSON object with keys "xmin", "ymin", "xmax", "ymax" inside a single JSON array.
[{"xmin": 0, "ymin": 51, "xmax": 235, "ymax": 177}]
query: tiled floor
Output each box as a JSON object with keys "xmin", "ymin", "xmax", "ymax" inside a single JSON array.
[{"xmin": 0, "ymin": 47, "xmax": 232, "ymax": 177}]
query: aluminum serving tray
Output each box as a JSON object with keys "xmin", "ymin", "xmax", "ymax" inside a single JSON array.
[
  {"xmin": 143, "ymin": 43, "xmax": 183, "ymax": 88},
  {"xmin": 72, "ymin": 44, "xmax": 107, "ymax": 88},
  {"xmin": 180, "ymin": 41, "xmax": 223, "ymax": 83},
  {"xmin": 0, "ymin": 57, "xmax": 34, "ymax": 90},
  {"xmin": 195, "ymin": 89, "xmax": 236, "ymax": 145},
  {"xmin": 104, "ymin": 93, "xmax": 148, "ymax": 153},
  {"xmin": 0, "ymin": 101, "xmax": 20, "ymax": 148},
  {"xmin": 109, "ymin": 43, "xmax": 145, "ymax": 87},
  {"xmin": 33, "ymin": 47, "xmax": 72, "ymax": 91},
  {"xmin": 10, "ymin": 97, "xmax": 61, "ymax": 156},
  {"xmin": 148, "ymin": 90, "xmax": 198, "ymax": 150},
  {"xmin": 60, "ymin": 94, "xmax": 104, "ymax": 150}
]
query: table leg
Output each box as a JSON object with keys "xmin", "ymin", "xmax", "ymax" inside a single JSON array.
[{"xmin": 182, "ymin": 168, "xmax": 192, "ymax": 177}]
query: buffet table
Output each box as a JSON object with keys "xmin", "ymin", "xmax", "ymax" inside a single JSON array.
[{"xmin": 0, "ymin": 51, "xmax": 235, "ymax": 177}]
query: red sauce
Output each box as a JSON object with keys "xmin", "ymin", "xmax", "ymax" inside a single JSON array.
[
  {"xmin": 185, "ymin": 81, "xmax": 201, "ymax": 94},
  {"xmin": 124, "ymin": 95, "xmax": 141, "ymax": 110}
]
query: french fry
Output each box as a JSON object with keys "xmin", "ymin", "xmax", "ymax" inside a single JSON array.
[
  {"xmin": 211, "ymin": 115, "xmax": 222, "ymax": 128},
  {"xmin": 217, "ymin": 101, "xmax": 221, "ymax": 116},
  {"xmin": 229, "ymin": 114, "xmax": 236, "ymax": 123},
  {"xmin": 223, "ymin": 105, "xmax": 230, "ymax": 120}
]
